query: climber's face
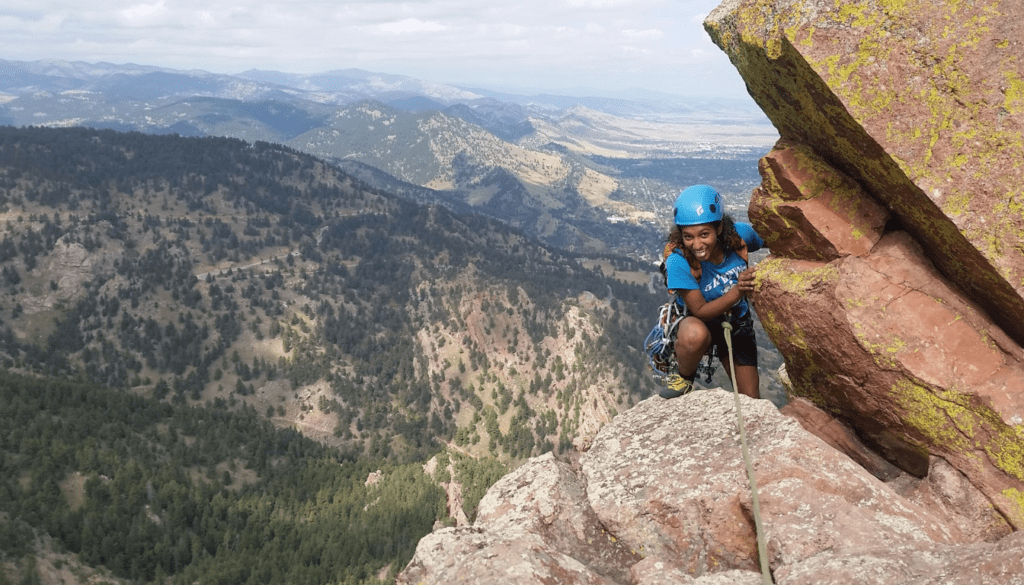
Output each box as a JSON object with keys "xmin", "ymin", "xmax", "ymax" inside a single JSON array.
[{"xmin": 680, "ymin": 222, "xmax": 723, "ymax": 264}]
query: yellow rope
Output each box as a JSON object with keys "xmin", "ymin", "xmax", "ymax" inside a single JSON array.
[{"xmin": 722, "ymin": 321, "xmax": 772, "ymax": 584}]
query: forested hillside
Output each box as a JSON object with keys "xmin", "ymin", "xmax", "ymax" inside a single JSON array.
[
  {"xmin": 0, "ymin": 125, "xmax": 665, "ymax": 583},
  {"xmin": 0, "ymin": 369, "xmax": 511, "ymax": 584}
]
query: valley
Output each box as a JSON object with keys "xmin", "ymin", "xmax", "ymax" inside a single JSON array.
[{"xmin": 0, "ymin": 61, "xmax": 784, "ymax": 585}]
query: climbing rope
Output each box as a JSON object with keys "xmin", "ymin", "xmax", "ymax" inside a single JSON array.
[{"xmin": 722, "ymin": 320, "xmax": 773, "ymax": 585}]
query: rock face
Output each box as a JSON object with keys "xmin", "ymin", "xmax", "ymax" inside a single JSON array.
[
  {"xmin": 397, "ymin": 392, "xmax": 1024, "ymax": 584},
  {"xmin": 705, "ymin": 0, "xmax": 1024, "ymax": 528}
]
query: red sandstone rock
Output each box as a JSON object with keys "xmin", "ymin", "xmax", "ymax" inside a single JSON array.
[
  {"xmin": 902, "ymin": 456, "xmax": 1014, "ymax": 544},
  {"xmin": 706, "ymin": 0, "xmax": 1024, "ymax": 346},
  {"xmin": 398, "ymin": 393, "xmax": 1024, "ymax": 584},
  {"xmin": 707, "ymin": 0, "xmax": 1024, "ymax": 535},
  {"xmin": 751, "ymin": 231, "xmax": 1024, "ymax": 529},
  {"xmin": 780, "ymin": 397, "xmax": 900, "ymax": 481},
  {"xmin": 781, "ymin": 399, "xmax": 1011, "ymax": 542},
  {"xmin": 750, "ymin": 141, "xmax": 890, "ymax": 261}
]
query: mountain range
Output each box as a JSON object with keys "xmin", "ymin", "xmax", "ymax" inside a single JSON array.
[{"xmin": 0, "ymin": 59, "xmax": 778, "ymax": 260}]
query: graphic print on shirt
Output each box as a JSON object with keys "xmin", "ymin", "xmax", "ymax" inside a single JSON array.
[{"xmin": 703, "ymin": 267, "xmax": 743, "ymax": 298}]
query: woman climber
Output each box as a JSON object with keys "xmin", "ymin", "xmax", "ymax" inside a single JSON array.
[{"xmin": 660, "ymin": 184, "xmax": 764, "ymax": 400}]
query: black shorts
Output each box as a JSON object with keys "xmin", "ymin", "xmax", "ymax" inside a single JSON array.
[{"xmin": 707, "ymin": 311, "xmax": 758, "ymax": 368}]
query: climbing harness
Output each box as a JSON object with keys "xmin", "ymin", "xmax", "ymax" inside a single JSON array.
[
  {"xmin": 643, "ymin": 300, "xmax": 717, "ymax": 383},
  {"xmin": 722, "ymin": 320, "xmax": 772, "ymax": 584}
]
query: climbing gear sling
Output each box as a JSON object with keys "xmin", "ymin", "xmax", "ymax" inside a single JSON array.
[
  {"xmin": 722, "ymin": 320, "xmax": 772, "ymax": 584},
  {"xmin": 643, "ymin": 300, "xmax": 718, "ymax": 383}
]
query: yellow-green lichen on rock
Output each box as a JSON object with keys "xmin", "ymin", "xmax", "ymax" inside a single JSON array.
[
  {"xmin": 892, "ymin": 376, "xmax": 1024, "ymax": 527},
  {"xmin": 893, "ymin": 378, "xmax": 976, "ymax": 455},
  {"xmin": 1003, "ymin": 488, "xmax": 1024, "ymax": 525},
  {"xmin": 754, "ymin": 257, "xmax": 839, "ymax": 297},
  {"xmin": 707, "ymin": 0, "xmax": 1024, "ymax": 346},
  {"xmin": 853, "ymin": 327, "xmax": 908, "ymax": 370},
  {"xmin": 714, "ymin": 0, "xmax": 1024, "ymax": 533},
  {"xmin": 1005, "ymin": 71, "xmax": 1024, "ymax": 114}
]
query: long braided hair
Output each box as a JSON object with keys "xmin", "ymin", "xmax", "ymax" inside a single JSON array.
[{"xmin": 665, "ymin": 215, "xmax": 744, "ymax": 276}]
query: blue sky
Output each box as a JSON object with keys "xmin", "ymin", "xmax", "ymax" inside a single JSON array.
[{"xmin": 1, "ymin": 0, "xmax": 750, "ymax": 99}]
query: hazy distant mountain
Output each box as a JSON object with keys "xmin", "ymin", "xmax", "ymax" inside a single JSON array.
[
  {"xmin": 237, "ymin": 67, "xmax": 487, "ymax": 103},
  {"xmin": 0, "ymin": 58, "xmax": 777, "ymax": 260},
  {"xmin": 0, "ymin": 58, "xmax": 771, "ymax": 134},
  {"xmin": 0, "ymin": 59, "xmax": 290, "ymax": 102},
  {"xmin": 443, "ymin": 100, "xmax": 536, "ymax": 142}
]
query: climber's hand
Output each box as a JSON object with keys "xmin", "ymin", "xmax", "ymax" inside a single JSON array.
[{"xmin": 737, "ymin": 267, "xmax": 756, "ymax": 295}]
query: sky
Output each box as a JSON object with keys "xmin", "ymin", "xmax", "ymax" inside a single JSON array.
[{"xmin": 0, "ymin": 0, "xmax": 752, "ymax": 100}]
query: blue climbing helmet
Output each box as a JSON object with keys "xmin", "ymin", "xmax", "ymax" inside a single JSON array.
[{"xmin": 673, "ymin": 184, "xmax": 723, "ymax": 226}]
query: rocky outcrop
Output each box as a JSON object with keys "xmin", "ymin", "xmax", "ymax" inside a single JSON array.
[
  {"xmin": 705, "ymin": 0, "xmax": 1024, "ymax": 528},
  {"xmin": 19, "ymin": 237, "xmax": 115, "ymax": 314},
  {"xmin": 779, "ymin": 397, "xmax": 901, "ymax": 482},
  {"xmin": 397, "ymin": 392, "xmax": 1024, "ymax": 583},
  {"xmin": 399, "ymin": 1, "xmax": 1024, "ymax": 580}
]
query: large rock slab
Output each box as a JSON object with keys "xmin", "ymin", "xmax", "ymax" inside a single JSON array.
[
  {"xmin": 752, "ymin": 230, "xmax": 1024, "ymax": 528},
  {"xmin": 398, "ymin": 392, "xmax": 1024, "ymax": 583},
  {"xmin": 706, "ymin": 0, "xmax": 1024, "ymax": 346},
  {"xmin": 581, "ymin": 391, "xmax": 964, "ymax": 576}
]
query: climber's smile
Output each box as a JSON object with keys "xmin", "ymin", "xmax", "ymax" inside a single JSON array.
[{"xmin": 680, "ymin": 222, "xmax": 723, "ymax": 264}]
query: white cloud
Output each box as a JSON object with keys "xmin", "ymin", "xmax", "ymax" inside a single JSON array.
[
  {"xmin": 376, "ymin": 18, "xmax": 447, "ymax": 35},
  {"xmin": 0, "ymin": 0, "xmax": 749, "ymax": 98},
  {"xmin": 192, "ymin": 11, "xmax": 217, "ymax": 27},
  {"xmin": 119, "ymin": 0, "xmax": 171, "ymax": 27},
  {"xmin": 621, "ymin": 28, "xmax": 664, "ymax": 40},
  {"xmin": 0, "ymin": 11, "xmax": 69, "ymax": 33}
]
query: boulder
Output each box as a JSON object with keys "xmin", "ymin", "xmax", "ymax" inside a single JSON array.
[
  {"xmin": 706, "ymin": 0, "xmax": 1024, "ymax": 529},
  {"xmin": 750, "ymin": 140, "xmax": 890, "ymax": 262},
  {"xmin": 398, "ymin": 392, "xmax": 1024, "ymax": 584},
  {"xmin": 397, "ymin": 451, "xmax": 640, "ymax": 585}
]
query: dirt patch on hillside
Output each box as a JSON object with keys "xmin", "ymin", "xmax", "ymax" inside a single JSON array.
[{"xmin": 58, "ymin": 472, "xmax": 88, "ymax": 511}]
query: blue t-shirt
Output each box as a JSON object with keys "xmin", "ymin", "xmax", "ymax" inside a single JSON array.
[{"xmin": 665, "ymin": 222, "xmax": 764, "ymax": 318}]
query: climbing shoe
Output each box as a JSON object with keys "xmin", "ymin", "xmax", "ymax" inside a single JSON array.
[{"xmin": 659, "ymin": 374, "xmax": 694, "ymax": 399}]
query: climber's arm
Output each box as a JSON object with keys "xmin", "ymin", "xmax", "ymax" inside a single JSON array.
[{"xmin": 677, "ymin": 267, "xmax": 755, "ymax": 321}]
